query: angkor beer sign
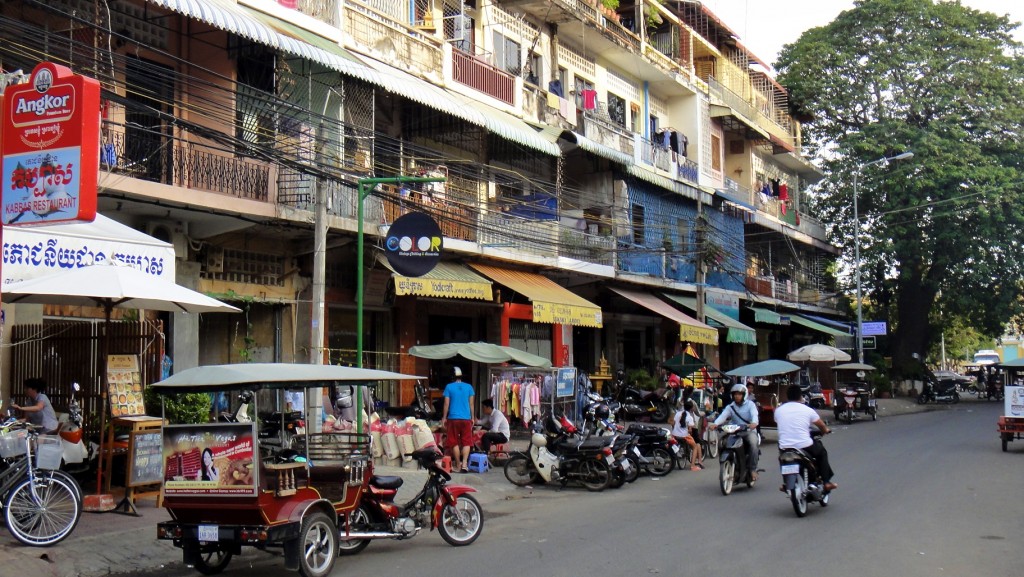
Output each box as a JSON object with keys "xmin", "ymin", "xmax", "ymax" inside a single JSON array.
[
  {"xmin": 2, "ymin": 62, "xmax": 99, "ymax": 226},
  {"xmin": 385, "ymin": 212, "xmax": 442, "ymax": 277}
]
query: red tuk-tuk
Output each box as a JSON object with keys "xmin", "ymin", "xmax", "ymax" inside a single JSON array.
[
  {"xmin": 997, "ymin": 359, "xmax": 1024, "ymax": 452},
  {"xmin": 151, "ymin": 363, "xmax": 483, "ymax": 577}
]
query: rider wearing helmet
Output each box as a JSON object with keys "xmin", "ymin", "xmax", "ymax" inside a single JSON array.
[{"xmin": 709, "ymin": 383, "xmax": 761, "ymax": 480}]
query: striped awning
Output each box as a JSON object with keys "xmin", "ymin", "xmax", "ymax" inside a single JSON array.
[
  {"xmin": 377, "ymin": 256, "xmax": 492, "ymax": 301},
  {"xmin": 790, "ymin": 314, "xmax": 850, "ymax": 338},
  {"xmin": 663, "ymin": 294, "xmax": 758, "ymax": 346},
  {"xmin": 609, "ymin": 287, "xmax": 718, "ymax": 345},
  {"xmin": 470, "ymin": 264, "xmax": 602, "ymax": 327},
  {"xmin": 147, "ymin": 1, "xmax": 558, "ymax": 156},
  {"xmin": 572, "ymin": 133, "xmax": 634, "ymax": 165},
  {"xmin": 749, "ymin": 306, "xmax": 788, "ymax": 325}
]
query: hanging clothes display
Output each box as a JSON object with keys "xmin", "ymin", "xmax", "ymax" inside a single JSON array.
[{"xmin": 581, "ymin": 89, "xmax": 598, "ymax": 110}]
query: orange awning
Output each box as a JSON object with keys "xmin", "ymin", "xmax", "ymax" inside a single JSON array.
[{"xmin": 609, "ymin": 287, "xmax": 718, "ymax": 345}]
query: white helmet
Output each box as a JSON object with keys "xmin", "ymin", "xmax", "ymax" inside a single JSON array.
[
  {"xmin": 531, "ymin": 433, "xmax": 548, "ymax": 447},
  {"xmin": 730, "ymin": 384, "xmax": 748, "ymax": 398}
]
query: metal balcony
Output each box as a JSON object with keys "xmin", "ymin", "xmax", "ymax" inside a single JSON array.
[
  {"xmin": 101, "ymin": 130, "xmax": 270, "ymax": 201},
  {"xmin": 345, "ymin": 0, "xmax": 443, "ymax": 76},
  {"xmin": 451, "ymin": 49, "xmax": 516, "ymax": 106}
]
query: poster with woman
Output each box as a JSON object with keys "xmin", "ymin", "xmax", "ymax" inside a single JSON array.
[{"xmin": 162, "ymin": 423, "xmax": 256, "ymax": 496}]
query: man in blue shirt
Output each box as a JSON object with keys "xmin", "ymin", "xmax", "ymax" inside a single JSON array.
[
  {"xmin": 442, "ymin": 367, "xmax": 475, "ymax": 473},
  {"xmin": 710, "ymin": 384, "xmax": 761, "ymax": 480}
]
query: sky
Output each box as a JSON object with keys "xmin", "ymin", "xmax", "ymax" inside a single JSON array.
[{"xmin": 703, "ymin": 0, "xmax": 1024, "ymax": 71}]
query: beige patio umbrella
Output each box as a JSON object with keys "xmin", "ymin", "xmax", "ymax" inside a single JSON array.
[{"xmin": 1, "ymin": 262, "xmax": 238, "ymax": 510}]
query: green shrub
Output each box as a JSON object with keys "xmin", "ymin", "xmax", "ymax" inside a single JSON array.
[
  {"xmin": 627, "ymin": 369, "xmax": 659, "ymax": 391},
  {"xmin": 143, "ymin": 387, "xmax": 211, "ymax": 424}
]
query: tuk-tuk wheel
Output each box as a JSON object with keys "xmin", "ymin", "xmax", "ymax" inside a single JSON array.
[
  {"xmin": 1002, "ymin": 435, "xmax": 1010, "ymax": 452},
  {"xmin": 297, "ymin": 511, "xmax": 338, "ymax": 577},
  {"xmin": 192, "ymin": 550, "xmax": 232, "ymax": 575}
]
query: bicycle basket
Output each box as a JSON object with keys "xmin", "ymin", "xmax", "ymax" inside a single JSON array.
[
  {"xmin": 0, "ymin": 429, "xmax": 28, "ymax": 458},
  {"xmin": 35, "ymin": 435, "xmax": 63, "ymax": 470}
]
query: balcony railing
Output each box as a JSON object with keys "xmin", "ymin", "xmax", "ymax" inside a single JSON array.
[
  {"xmin": 451, "ymin": 49, "xmax": 516, "ymax": 106},
  {"xmin": 560, "ymin": 227, "xmax": 615, "ymax": 267},
  {"xmin": 678, "ymin": 158, "xmax": 699, "ymax": 185},
  {"xmin": 479, "ymin": 214, "xmax": 558, "ymax": 257},
  {"xmin": 581, "ymin": 110, "xmax": 634, "ymax": 157},
  {"xmin": 102, "ymin": 130, "xmax": 270, "ymax": 201},
  {"xmin": 637, "ymin": 137, "xmax": 700, "ymax": 186},
  {"xmin": 745, "ymin": 274, "xmax": 837, "ymax": 308},
  {"xmin": 296, "ymin": 0, "xmax": 338, "ymax": 27},
  {"xmin": 707, "ymin": 77, "xmax": 797, "ymax": 151},
  {"xmin": 346, "ymin": 1, "xmax": 443, "ymax": 75}
]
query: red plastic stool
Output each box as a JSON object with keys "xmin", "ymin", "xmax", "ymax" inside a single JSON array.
[{"xmin": 490, "ymin": 443, "xmax": 510, "ymax": 462}]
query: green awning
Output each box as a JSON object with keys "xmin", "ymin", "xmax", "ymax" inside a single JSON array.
[
  {"xmin": 662, "ymin": 295, "xmax": 758, "ymax": 346},
  {"xmin": 789, "ymin": 315, "xmax": 850, "ymax": 338},
  {"xmin": 749, "ymin": 306, "xmax": 785, "ymax": 325}
]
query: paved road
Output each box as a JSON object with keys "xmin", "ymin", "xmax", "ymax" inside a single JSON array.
[{"xmin": 141, "ymin": 400, "xmax": 1019, "ymax": 577}]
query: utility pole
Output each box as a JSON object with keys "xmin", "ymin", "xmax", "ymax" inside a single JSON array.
[
  {"xmin": 695, "ymin": 202, "xmax": 706, "ymax": 358},
  {"xmin": 309, "ymin": 121, "xmax": 329, "ymax": 434}
]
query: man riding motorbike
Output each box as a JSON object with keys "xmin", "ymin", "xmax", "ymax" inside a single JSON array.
[
  {"xmin": 709, "ymin": 384, "xmax": 760, "ymax": 480},
  {"xmin": 775, "ymin": 384, "xmax": 837, "ymax": 491}
]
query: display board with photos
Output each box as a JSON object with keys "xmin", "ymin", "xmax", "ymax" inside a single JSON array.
[{"xmin": 107, "ymin": 354, "xmax": 145, "ymax": 417}]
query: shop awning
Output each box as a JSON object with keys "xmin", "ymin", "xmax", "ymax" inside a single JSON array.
[
  {"xmin": 789, "ymin": 314, "xmax": 851, "ymax": 338},
  {"xmin": 377, "ymin": 257, "xmax": 492, "ymax": 300},
  {"xmin": 748, "ymin": 306, "xmax": 789, "ymax": 325},
  {"xmin": 609, "ymin": 287, "xmax": 718, "ymax": 345},
  {"xmin": 572, "ymin": 133, "xmax": 634, "ymax": 165},
  {"xmin": 470, "ymin": 264, "xmax": 602, "ymax": 327},
  {"xmin": 800, "ymin": 314, "xmax": 853, "ymax": 334},
  {"xmin": 662, "ymin": 294, "xmax": 758, "ymax": 346},
  {"xmin": 624, "ymin": 164, "xmax": 711, "ymax": 204}
]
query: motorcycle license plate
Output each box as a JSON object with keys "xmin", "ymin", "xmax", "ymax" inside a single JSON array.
[
  {"xmin": 671, "ymin": 444, "xmax": 680, "ymax": 454},
  {"xmin": 632, "ymin": 446, "xmax": 642, "ymax": 457},
  {"xmin": 605, "ymin": 454, "xmax": 615, "ymax": 465},
  {"xmin": 621, "ymin": 460, "xmax": 634, "ymax": 475},
  {"xmin": 198, "ymin": 525, "xmax": 219, "ymax": 542},
  {"xmin": 780, "ymin": 464, "xmax": 800, "ymax": 475}
]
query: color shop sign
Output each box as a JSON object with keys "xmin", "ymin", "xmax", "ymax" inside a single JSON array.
[
  {"xmin": 2, "ymin": 62, "xmax": 99, "ymax": 226},
  {"xmin": 384, "ymin": 212, "xmax": 442, "ymax": 277}
]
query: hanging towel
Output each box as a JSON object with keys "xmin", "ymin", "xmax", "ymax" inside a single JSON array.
[
  {"xmin": 559, "ymin": 97, "xmax": 576, "ymax": 126},
  {"xmin": 547, "ymin": 91, "xmax": 560, "ymax": 109}
]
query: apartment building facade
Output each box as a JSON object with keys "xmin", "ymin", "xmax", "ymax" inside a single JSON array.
[{"xmin": 0, "ymin": 0, "xmax": 844, "ymax": 408}]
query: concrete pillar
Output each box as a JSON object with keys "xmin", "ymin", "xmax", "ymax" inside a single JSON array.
[{"xmin": 172, "ymin": 261, "xmax": 201, "ymax": 373}]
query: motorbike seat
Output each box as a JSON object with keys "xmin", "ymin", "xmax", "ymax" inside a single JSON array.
[{"xmin": 370, "ymin": 475, "xmax": 404, "ymax": 489}]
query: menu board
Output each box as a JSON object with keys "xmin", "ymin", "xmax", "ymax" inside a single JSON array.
[
  {"xmin": 107, "ymin": 354, "xmax": 145, "ymax": 418},
  {"xmin": 163, "ymin": 423, "xmax": 257, "ymax": 496},
  {"xmin": 128, "ymin": 431, "xmax": 163, "ymax": 487}
]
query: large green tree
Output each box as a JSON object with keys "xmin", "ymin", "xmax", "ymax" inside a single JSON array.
[{"xmin": 776, "ymin": 0, "xmax": 1024, "ymax": 376}]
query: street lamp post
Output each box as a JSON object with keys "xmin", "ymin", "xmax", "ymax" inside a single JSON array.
[{"xmin": 853, "ymin": 151, "xmax": 914, "ymax": 364}]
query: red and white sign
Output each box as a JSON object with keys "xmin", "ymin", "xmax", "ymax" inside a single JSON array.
[{"xmin": 1, "ymin": 62, "xmax": 99, "ymax": 226}]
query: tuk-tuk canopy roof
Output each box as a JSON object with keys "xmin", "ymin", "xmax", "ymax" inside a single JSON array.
[
  {"xmin": 150, "ymin": 363, "xmax": 421, "ymax": 393},
  {"xmin": 725, "ymin": 359, "xmax": 800, "ymax": 377},
  {"xmin": 832, "ymin": 363, "xmax": 877, "ymax": 372}
]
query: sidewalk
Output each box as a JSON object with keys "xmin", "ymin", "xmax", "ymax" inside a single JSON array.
[{"xmin": 0, "ymin": 396, "xmax": 943, "ymax": 577}]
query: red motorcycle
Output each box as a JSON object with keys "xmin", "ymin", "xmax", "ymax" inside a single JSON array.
[{"xmin": 337, "ymin": 448, "xmax": 483, "ymax": 554}]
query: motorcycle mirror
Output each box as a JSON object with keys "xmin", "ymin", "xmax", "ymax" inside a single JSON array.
[{"xmin": 73, "ymin": 382, "xmax": 81, "ymax": 392}]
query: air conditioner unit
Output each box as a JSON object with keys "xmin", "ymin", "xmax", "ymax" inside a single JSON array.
[
  {"xmin": 205, "ymin": 246, "xmax": 225, "ymax": 274},
  {"xmin": 145, "ymin": 220, "xmax": 188, "ymax": 260}
]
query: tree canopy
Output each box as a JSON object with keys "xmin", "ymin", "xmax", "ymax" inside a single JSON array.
[{"xmin": 776, "ymin": 0, "xmax": 1024, "ymax": 374}]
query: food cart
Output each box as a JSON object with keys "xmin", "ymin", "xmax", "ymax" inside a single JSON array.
[
  {"xmin": 832, "ymin": 363, "xmax": 878, "ymax": 423},
  {"xmin": 997, "ymin": 358, "xmax": 1024, "ymax": 451}
]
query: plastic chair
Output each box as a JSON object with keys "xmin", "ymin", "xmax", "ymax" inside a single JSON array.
[
  {"xmin": 490, "ymin": 443, "xmax": 510, "ymax": 462},
  {"xmin": 466, "ymin": 452, "xmax": 489, "ymax": 473}
]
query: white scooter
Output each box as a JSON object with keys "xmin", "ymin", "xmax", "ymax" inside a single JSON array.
[{"xmin": 57, "ymin": 382, "xmax": 98, "ymax": 474}]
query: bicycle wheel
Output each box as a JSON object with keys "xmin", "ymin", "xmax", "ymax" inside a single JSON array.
[{"xmin": 4, "ymin": 473, "xmax": 82, "ymax": 546}]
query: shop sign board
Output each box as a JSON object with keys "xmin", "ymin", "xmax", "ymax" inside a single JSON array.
[
  {"xmin": 2, "ymin": 62, "xmax": 100, "ymax": 226},
  {"xmin": 384, "ymin": 212, "xmax": 442, "ymax": 277},
  {"xmin": 556, "ymin": 367, "xmax": 577, "ymax": 398},
  {"xmin": 1006, "ymin": 387, "xmax": 1024, "ymax": 418}
]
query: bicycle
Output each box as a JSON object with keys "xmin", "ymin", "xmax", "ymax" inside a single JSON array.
[{"xmin": 0, "ymin": 414, "xmax": 83, "ymax": 546}]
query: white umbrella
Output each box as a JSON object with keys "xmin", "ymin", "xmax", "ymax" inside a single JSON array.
[
  {"xmin": 1, "ymin": 263, "xmax": 239, "ymax": 313},
  {"xmin": 787, "ymin": 344, "xmax": 852, "ymax": 363},
  {"xmin": 1, "ymin": 262, "xmax": 238, "ymax": 504}
]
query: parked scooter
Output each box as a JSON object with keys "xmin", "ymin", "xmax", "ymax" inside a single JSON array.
[
  {"xmin": 609, "ymin": 372, "xmax": 671, "ymax": 423},
  {"xmin": 337, "ymin": 448, "xmax": 483, "ymax": 553},
  {"xmin": 802, "ymin": 382, "xmax": 827, "ymax": 409},
  {"xmin": 716, "ymin": 424, "xmax": 759, "ymax": 495},
  {"xmin": 917, "ymin": 379, "xmax": 960, "ymax": 404},
  {"xmin": 218, "ymin": 391, "xmax": 254, "ymax": 423},
  {"xmin": 503, "ymin": 416, "xmax": 616, "ymax": 491},
  {"xmin": 56, "ymin": 383, "xmax": 98, "ymax": 475},
  {"xmin": 779, "ymin": 430, "xmax": 832, "ymax": 517},
  {"xmin": 624, "ymin": 423, "xmax": 676, "ymax": 476}
]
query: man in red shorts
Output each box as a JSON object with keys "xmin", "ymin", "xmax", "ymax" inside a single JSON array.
[{"xmin": 441, "ymin": 367, "xmax": 475, "ymax": 473}]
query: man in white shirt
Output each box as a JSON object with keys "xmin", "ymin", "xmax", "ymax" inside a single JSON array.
[
  {"xmin": 774, "ymin": 384, "xmax": 836, "ymax": 491},
  {"xmin": 476, "ymin": 399, "xmax": 510, "ymax": 454}
]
